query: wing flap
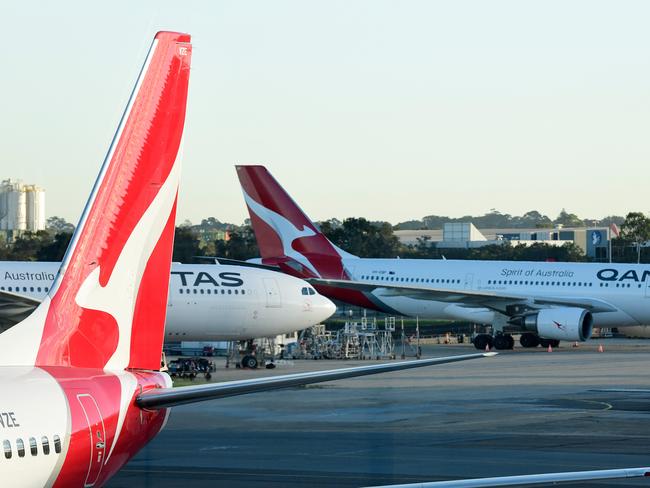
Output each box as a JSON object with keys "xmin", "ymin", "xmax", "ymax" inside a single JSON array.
[{"xmin": 137, "ymin": 352, "xmax": 495, "ymax": 409}]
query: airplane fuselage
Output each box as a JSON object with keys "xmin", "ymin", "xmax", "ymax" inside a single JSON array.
[
  {"xmin": 0, "ymin": 366, "xmax": 169, "ymax": 487},
  {"xmin": 340, "ymin": 258, "xmax": 650, "ymax": 328},
  {"xmin": 0, "ymin": 262, "xmax": 334, "ymax": 340}
]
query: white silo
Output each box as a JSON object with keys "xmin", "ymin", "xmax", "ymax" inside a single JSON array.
[
  {"xmin": 25, "ymin": 185, "xmax": 46, "ymax": 231},
  {"xmin": 7, "ymin": 185, "xmax": 27, "ymax": 231}
]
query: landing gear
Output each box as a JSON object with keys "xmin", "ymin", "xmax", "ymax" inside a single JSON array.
[
  {"xmin": 493, "ymin": 333, "xmax": 514, "ymax": 350},
  {"xmin": 520, "ymin": 332, "xmax": 540, "ymax": 348},
  {"xmin": 539, "ymin": 338, "xmax": 560, "ymax": 348},
  {"xmin": 241, "ymin": 355, "xmax": 258, "ymax": 369},
  {"xmin": 473, "ymin": 334, "xmax": 493, "ymax": 350}
]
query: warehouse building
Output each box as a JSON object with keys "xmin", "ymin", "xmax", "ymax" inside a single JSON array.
[{"xmin": 395, "ymin": 223, "xmax": 611, "ymax": 259}]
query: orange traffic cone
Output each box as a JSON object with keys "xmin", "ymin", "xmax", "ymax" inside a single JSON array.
[
  {"xmin": 485, "ymin": 343, "xmax": 491, "ymax": 352},
  {"xmin": 598, "ymin": 344, "xmax": 604, "ymax": 353},
  {"xmin": 547, "ymin": 344, "xmax": 553, "ymax": 353}
]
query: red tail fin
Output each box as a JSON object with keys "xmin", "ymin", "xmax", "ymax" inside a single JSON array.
[
  {"xmin": 236, "ymin": 165, "xmax": 355, "ymax": 279},
  {"xmin": 0, "ymin": 32, "xmax": 192, "ymax": 371}
]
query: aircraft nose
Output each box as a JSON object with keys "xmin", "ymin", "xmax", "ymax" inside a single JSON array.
[{"xmin": 313, "ymin": 294, "xmax": 336, "ymax": 322}]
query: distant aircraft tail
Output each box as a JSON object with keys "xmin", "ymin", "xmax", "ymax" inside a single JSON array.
[
  {"xmin": 236, "ymin": 165, "xmax": 356, "ymax": 280},
  {"xmin": 0, "ymin": 31, "xmax": 192, "ymax": 371}
]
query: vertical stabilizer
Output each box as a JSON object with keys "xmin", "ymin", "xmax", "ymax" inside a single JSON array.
[
  {"xmin": 236, "ymin": 165, "xmax": 356, "ymax": 279},
  {"xmin": 0, "ymin": 32, "xmax": 192, "ymax": 371}
]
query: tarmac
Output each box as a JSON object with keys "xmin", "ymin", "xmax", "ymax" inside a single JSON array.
[{"xmin": 108, "ymin": 339, "xmax": 650, "ymax": 487}]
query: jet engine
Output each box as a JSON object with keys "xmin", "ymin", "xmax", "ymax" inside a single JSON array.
[{"xmin": 522, "ymin": 307, "xmax": 593, "ymax": 341}]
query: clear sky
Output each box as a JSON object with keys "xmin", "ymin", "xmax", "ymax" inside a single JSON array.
[{"xmin": 1, "ymin": 0, "xmax": 649, "ymax": 226}]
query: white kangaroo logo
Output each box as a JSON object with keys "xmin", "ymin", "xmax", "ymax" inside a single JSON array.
[{"xmin": 242, "ymin": 190, "xmax": 320, "ymax": 277}]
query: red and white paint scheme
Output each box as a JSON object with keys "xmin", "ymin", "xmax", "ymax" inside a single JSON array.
[
  {"xmin": 236, "ymin": 165, "xmax": 650, "ymax": 350},
  {"xmin": 0, "ymin": 31, "xmax": 192, "ymax": 487},
  {"xmin": 0, "ymin": 32, "xmax": 494, "ymax": 488}
]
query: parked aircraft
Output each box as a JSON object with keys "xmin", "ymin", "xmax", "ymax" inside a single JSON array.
[
  {"xmin": 0, "ymin": 261, "xmax": 336, "ymax": 341},
  {"xmin": 0, "ymin": 32, "xmax": 492, "ymax": 487},
  {"xmin": 237, "ymin": 165, "xmax": 650, "ymax": 350}
]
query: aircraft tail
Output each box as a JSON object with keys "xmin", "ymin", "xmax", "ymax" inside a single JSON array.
[
  {"xmin": 0, "ymin": 32, "xmax": 192, "ymax": 371},
  {"xmin": 236, "ymin": 165, "xmax": 356, "ymax": 279}
]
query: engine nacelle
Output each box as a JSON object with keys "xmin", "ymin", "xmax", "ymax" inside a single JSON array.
[{"xmin": 523, "ymin": 307, "xmax": 593, "ymax": 341}]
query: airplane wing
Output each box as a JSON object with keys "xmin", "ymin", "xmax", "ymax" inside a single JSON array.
[
  {"xmin": 309, "ymin": 278, "xmax": 618, "ymax": 314},
  {"xmin": 136, "ymin": 352, "xmax": 495, "ymax": 409},
  {"xmin": 0, "ymin": 290, "xmax": 41, "ymax": 330},
  {"xmin": 364, "ymin": 466, "xmax": 650, "ymax": 487}
]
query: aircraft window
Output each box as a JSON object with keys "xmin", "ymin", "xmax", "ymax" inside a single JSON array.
[
  {"xmin": 302, "ymin": 287, "xmax": 308, "ymax": 295},
  {"xmin": 578, "ymin": 283, "xmax": 582, "ymax": 286},
  {"xmin": 193, "ymin": 289, "xmax": 197, "ymax": 294},
  {"xmin": 42, "ymin": 436, "xmax": 50, "ymax": 455},
  {"xmin": 179, "ymin": 289, "xmax": 184, "ymax": 294},
  {"xmin": 200, "ymin": 289, "xmax": 204, "ymax": 294},
  {"xmin": 0, "ymin": 286, "xmax": 3, "ymax": 290},
  {"xmin": 446, "ymin": 279, "xmax": 450, "ymax": 284},
  {"xmin": 228, "ymin": 289, "xmax": 232, "ymax": 294},
  {"xmin": 8, "ymin": 287, "xmax": 12, "ymax": 291},
  {"xmin": 3, "ymin": 440, "xmax": 11, "ymax": 459},
  {"xmin": 29, "ymin": 437, "xmax": 37, "ymax": 456},
  {"xmin": 30, "ymin": 287, "xmax": 34, "ymax": 292},
  {"xmin": 242, "ymin": 290, "xmax": 246, "ymax": 295},
  {"xmin": 23, "ymin": 287, "xmax": 27, "ymax": 292},
  {"xmin": 221, "ymin": 289, "xmax": 225, "ymax": 294},
  {"xmin": 616, "ymin": 283, "xmax": 619, "ymax": 288},
  {"xmin": 310, "ymin": 288, "xmax": 316, "ymax": 295},
  {"xmin": 53, "ymin": 435, "xmax": 61, "ymax": 454},
  {"xmin": 234, "ymin": 289, "xmax": 239, "ymax": 294},
  {"xmin": 37, "ymin": 287, "xmax": 41, "ymax": 292},
  {"xmin": 45, "ymin": 287, "xmax": 49, "ymax": 292},
  {"xmin": 589, "ymin": 283, "xmax": 593, "ymax": 287},
  {"xmin": 16, "ymin": 438, "xmax": 24, "ymax": 457},
  {"xmin": 639, "ymin": 284, "xmax": 643, "ymax": 288}
]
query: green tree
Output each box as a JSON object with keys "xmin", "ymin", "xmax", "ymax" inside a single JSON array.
[
  {"xmin": 46, "ymin": 216, "xmax": 75, "ymax": 234},
  {"xmin": 214, "ymin": 227, "xmax": 259, "ymax": 260},
  {"xmin": 620, "ymin": 212, "xmax": 650, "ymax": 263},
  {"xmin": 172, "ymin": 227, "xmax": 203, "ymax": 263},
  {"xmin": 37, "ymin": 232, "xmax": 72, "ymax": 261},
  {"xmin": 322, "ymin": 218, "xmax": 400, "ymax": 257},
  {"xmin": 7, "ymin": 231, "xmax": 51, "ymax": 260},
  {"xmin": 554, "ymin": 209, "xmax": 584, "ymax": 227}
]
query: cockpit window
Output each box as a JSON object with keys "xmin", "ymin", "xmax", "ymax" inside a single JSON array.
[
  {"xmin": 308, "ymin": 288, "xmax": 316, "ymax": 295},
  {"xmin": 301, "ymin": 287, "xmax": 309, "ymax": 295}
]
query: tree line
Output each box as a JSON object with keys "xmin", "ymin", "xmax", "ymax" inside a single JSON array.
[
  {"xmin": 395, "ymin": 209, "xmax": 625, "ymax": 231},
  {"xmin": 1, "ymin": 212, "xmax": 649, "ymax": 263}
]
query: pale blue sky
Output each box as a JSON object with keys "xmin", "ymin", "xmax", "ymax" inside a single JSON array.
[{"xmin": 1, "ymin": 1, "xmax": 649, "ymax": 225}]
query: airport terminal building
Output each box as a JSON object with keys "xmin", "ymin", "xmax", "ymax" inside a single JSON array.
[{"xmin": 395, "ymin": 223, "xmax": 611, "ymax": 260}]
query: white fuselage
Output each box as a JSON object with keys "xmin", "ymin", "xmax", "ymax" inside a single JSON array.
[
  {"xmin": 0, "ymin": 262, "xmax": 335, "ymax": 340},
  {"xmin": 344, "ymin": 258, "xmax": 650, "ymax": 328}
]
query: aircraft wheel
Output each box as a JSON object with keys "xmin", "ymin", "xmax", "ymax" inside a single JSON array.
[
  {"xmin": 493, "ymin": 334, "xmax": 514, "ymax": 350},
  {"xmin": 520, "ymin": 332, "xmax": 540, "ymax": 348},
  {"xmin": 473, "ymin": 334, "xmax": 493, "ymax": 350},
  {"xmin": 241, "ymin": 355, "xmax": 258, "ymax": 369}
]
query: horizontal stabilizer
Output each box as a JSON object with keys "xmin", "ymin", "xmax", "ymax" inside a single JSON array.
[
  {"xmin": 366, "ymin": 466, "xmax": 650, "ymax": 487},
  {"xmin": 137, "ymin": 352, "xmax": 495, "ymax": 409}
]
